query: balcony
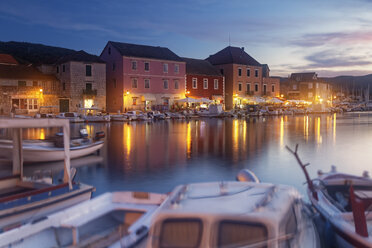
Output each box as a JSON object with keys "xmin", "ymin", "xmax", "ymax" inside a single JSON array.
[
  {"xmin": 83, "ymin": 89, "xmax": 97, "ymax": 96},
  {"xmin": 245, "ymin": 91, "xmax": 254, "ymax": 96}
]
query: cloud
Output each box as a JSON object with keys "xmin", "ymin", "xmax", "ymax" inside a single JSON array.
[
  {"xmin": 304, "ymin": 50, "xmax": 372, "ymax": 68},
  {"xmin": 291, "ymin": 30, "xmax": 372, "ymax": 47}
]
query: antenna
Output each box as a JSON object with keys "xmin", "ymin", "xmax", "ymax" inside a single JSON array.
[{"xmin": 229, "ymin": 33, "xmax": 231, "ymax": 46}]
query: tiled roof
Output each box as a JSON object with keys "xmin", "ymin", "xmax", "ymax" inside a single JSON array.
[
  {"xmin": 56, "ymin": 50, "xmax": 104, "ymax": 64},
  {"xmin": 182, "ymin": 57, "xmax": 222, "ymax": 76},
  {"xmin": 109, "ymin": 41, "xmax": 183, "ymax": 62},
  {"xmin": 0, "ymin": 64, "xmax": 56, "ymax": 81},
  {"xmin": 0, "ymin": 54, "xmax": 18, "ymax": 65},
  {"xmin": 290, "ymin": 72, "xmax": 317, "ymax": 81},
  {"xmin": 206, "ymin": 46, "xmax": 261, "ymax": 66}
]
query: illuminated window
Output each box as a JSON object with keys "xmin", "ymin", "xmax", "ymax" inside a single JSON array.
[
  {"xmin": 132, "ymin": 98, "xmax": 137, "ymax": 105},
  {"xmin": 84, "ymin": 99, "xmax": 94, "ymax": 108}
]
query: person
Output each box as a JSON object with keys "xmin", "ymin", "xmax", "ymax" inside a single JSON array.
[{"xmin": 10, "ymin": 104, "xmax": 17, "ymax": 117}]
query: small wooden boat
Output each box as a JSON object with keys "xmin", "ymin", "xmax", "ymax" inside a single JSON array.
[
  {"xmin": 0, "ymin": 119, "xmax": 94, "ymax": 232},
  {"xmin": 0, "ymin": 131, "xmax": 104, "ymax": 163},
  {"xmin": 287, "ymin": 145, "xmax": 372, "ymax": 248},
  {"xmin": 142, "ymin": 171, "xmax": 320, "ymax": 248},
  {"xmin": 0, "ymin": 191, "xmax": 167, "ymax": 248}
]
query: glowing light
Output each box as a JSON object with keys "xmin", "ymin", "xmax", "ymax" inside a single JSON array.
[
  {"xmin": 39, "ymin": 128, "xmax": 45, "ymax": 140},
  {"xmin": 333, "ymin": 113, "xmax": 336, "ymax": 143},
  {"xmin": 186, "ymin": 91, "xmax": 190, "ymax": 95},
  {"xmin": 280, "ymin": 116, "xmax": 284, "ymax": 146},
  {"xmin": 39, "ymin": 88, "xmax": 43, "ymax": 92},
  {"xmin": 317, "ymin": 117, "xmax": 322, "ymax": 144},
  {"xmin": 124, "ymin": 125, "xmax": 131, "ymax": 158},
  {"xmin": 126, "ymin": 90, "xmax": 130, "ymax": 95},
  {"xmin": 280, "ymin": 94, "xmax": 284, "ymax": 98},
  {"xmin": 84, "ymin": 99, "xmax": 94, "ymax": 108},
  {"xmin": 319, "ymin": 98, "xmax": 323, "ymax": 103},
  {"xmin": 186, "ymin": 122, "xmax": 191, "ymax": 158},
  {"xmin": 233, "ymin": 119, "xmax": 239, "ymax": 161}
]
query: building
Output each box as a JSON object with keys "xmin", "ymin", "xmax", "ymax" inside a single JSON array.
[
  {"xmin": 182, "ymin": 57, "xmax": 224, "ymax": 103},
  {"xmin": 206, "ymin": 46, "xmax": 264, "ymax": 110},
  {"xmin": 0, "ymin": 54, "xmax": 58, "ymax": 115},
  {"xmin": 0, "ymin": 41, "xmax": 106, "ymax": 113},
  {"xmin": 100, "ymin": 41, "xmax": 186, "ymax": 112},
  {"xmin": 281, "ymin": 72, "xmax": 332, "ymax": 103},
  {"xmin": 262, "ymin": 64, "xmax": 280, "ymax": 97}
]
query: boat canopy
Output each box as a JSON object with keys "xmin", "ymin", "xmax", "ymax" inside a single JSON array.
[{"xmin": 0, "ymin": 118, "xmax": 73, "ymax": 189}]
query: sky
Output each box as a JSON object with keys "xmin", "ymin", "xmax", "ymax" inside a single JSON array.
[{"xmin": 0, "ymin": 0, "xmax": 372, "ymax": 77}]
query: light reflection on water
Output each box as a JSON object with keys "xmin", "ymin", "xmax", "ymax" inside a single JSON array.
[{"xmin": 7, "ymin": 112, "xmax": 372, "ymax": 197}]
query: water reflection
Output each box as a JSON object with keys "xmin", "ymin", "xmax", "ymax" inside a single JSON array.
[{"xmin": 3, "ymin": 113, "xmax": 372, "ymax": 196}]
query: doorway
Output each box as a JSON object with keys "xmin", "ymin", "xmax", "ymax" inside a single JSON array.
[{"xmin": 59, "ymin": 99, "xmax": 69, "ymax": 113}]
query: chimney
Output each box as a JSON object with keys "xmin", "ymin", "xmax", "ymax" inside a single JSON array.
[{"xmin": 241, "ymin": 47, "xmax": 244, "ymax": 51}]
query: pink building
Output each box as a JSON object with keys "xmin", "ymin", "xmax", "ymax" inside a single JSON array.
[{"xmin": 100, "ymin": 41, "xmax": 186, "ymax": 112}]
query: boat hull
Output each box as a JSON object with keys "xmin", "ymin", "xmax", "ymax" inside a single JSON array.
[{"xmin": 0, "ymin": 141, "xmax": 104, "ymax": 162}]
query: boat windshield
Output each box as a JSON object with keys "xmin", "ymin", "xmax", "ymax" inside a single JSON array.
[
  {"xmin": 159, "ymin": 218, "xmax": 202, "ymax": 248},
  {"xmin": 218, "ymin": 220, "xmax": 268, "ymax": 248}
]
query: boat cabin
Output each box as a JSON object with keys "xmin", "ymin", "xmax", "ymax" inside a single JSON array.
[{"xmin": 145, "ymin": 181, "xmax": 318, "ymax": 248}]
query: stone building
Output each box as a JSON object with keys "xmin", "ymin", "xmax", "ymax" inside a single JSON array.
[
  {"xmin": 206, "ymin": 46, "xmax": 264, "ymax": 110},
  {"xmin": 100, "ymin": 41, "xmax": 186, "ymax": 112},
  {"xmin": 281, "ymin": 72, "xmax": 332, "ymax": 103},
  {"xmin": 0, "ymin": 54, "xmax": 58, "ymax": 115},
  {"xmin": 262, "ymin": 64, "xmax": 280, "ymax": 97},
  {"xmin": 0, "ymin": 41, "xmax": 106, "ymax": 114},
  {"xmin": 182, "ymin": 57, "xmax": 224, "ymax": 103}
]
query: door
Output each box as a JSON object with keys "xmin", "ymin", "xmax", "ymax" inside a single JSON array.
[{"xmin": 59, "ymin": 99, "xmax": 69, "ymax": 112}]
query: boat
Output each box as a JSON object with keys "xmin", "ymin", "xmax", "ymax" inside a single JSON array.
[
  {"xmin": 197, "ymin": 104, "xmax": 224, "ymax": 118},
  {"xmin": 0, "ymin": 129, "xmax": 105, "ymax": 163},
  {"xmin": 0, "ymin": 191, "xmax": 167, "ymax": 248},
  {"xmin": 147, "ymin": 111, "xmax": 166, "ymax": 120},
  {"xmin": 141, "ymin": 170, "xmax": 320, "ymax": 248},
  {"xmin": 110, "ymin": 114, "xmax": 131, "ymax": 122},
  {"xmin": 0, "ymin": 118, "xmax": 94, "ymax": 232},
  {"xmin": 123, "ymin": 110, "xmax": 142, "ymax": 121},
  {"xmin": 80, "ymin": 107, "xmax": 111, "ymax": 122},
  {"xmin": 56, "ymin": 112, "xmax": 84, "ymax": 123},
  {"xmin": 287, "ymin": 145, "xmax": 372, "ymax": 248}
]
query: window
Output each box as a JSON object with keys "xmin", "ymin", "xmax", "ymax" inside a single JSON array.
[
  {"xmin": 214, "ymin": 79, "xmax": 218, "ymax": 89},
  {"xmin": 218, "ymin": 221, "xmax": 268, "ymax": 248},
  {"xmin": 163, "ymin": 79, "xmax": 169, "ymax": 89},
  {"xmin": 174, "ymin": 80, "xmax": 179, "ymax": 89},
  {"xmin": 238, "ymin": 83, "xmax": 242, "ymax": 91},
  {"xmin": 159, "ymin": 219, "xmax": 202, "ymax": 248},
  {"xmin": 113, "ymin": 63, "xmax": 116, "ymax": 71},
  {"xmin": 293, "ymin": 84, "xmax": 297, "ymax": 90},
  {"xmin": 316, "ymin": 83, "xmax": 319, "ymax": 88},
  {"xmin": 247, "ymin": 68, "xmax": 250, "ymax": 77},
  {"xmin": 238, "ymin": 67, "xmax": 242, "ymax": 76},
  {"xmin": 62, "ymin": 65, "xmax": 65, "ymax": 72},
  {"xmin": 272, "ymin": 84, "xmax": 275, "ymax": 93},
  {"xmin": 132, "ymin": 98, "xmax": 137, "ymax": 105},
  {"xmin": 56, "ymin": 66, "xmax": 59, "ymax": 73},
  {"xmin": 86, "ymin": 83, "xmax": 92, "ymax": 90},
  {"xmin": 192, "ymin": 78, "xmax": 197, "ymax": 89},
  {"xmin": 12, "ymin": 98, "xmax": 38, "ymax": 110},
  {"xmin": 246, "ymin": 83, "xmax": 251, "ymax": 92},
  {"xmin": 86, "ymin": 65, "xmax": 92, "ymax": 76},
  {"xmin": 308, "ymin": 83, "xmax": 313, "ymax": 89},
  {"xmin": 132, "ymin": 78, "xmax": 138, "ymax": 88},
  {"xmin": 163, "ymin": 98, "xmax": 169, "ymax": 105},
  {"xmin": 263, "ymin": 84, "xmax": 267, "ymax": 94},
  {"xmin": 132, "ymin": 61, "xmax": 137, "ymax": 70},
  {"xmin": 220, "ymin": 69, "xmax": 224, "ymax": 75},
  {"xmin": 163, "ymin": 63, "xmax": 168, "ymax": 73},
  {"xmin": 108, "ymin": 47, "xmax": 111, "ymax": 55},
  {"xmin": 203, "ymin": 78, "xmax": 208, "ymax": 89},
  {"xmin": 145, "ymin": 79, "xmax": 150, "ymax": 89},
  {"xmin": 255, "ymin": 69, "xmax": 259, "ymax": 77},
  {"xmin": 255, "ymin": 83, "xmax": 259, "ymax": 92},
  {"xmin": 174, "ymin": 64, "xmax": 179, "ymax": 73},
  {"xmin": 28, "ymin": 99, "xmax": 38, "ymax": 110},
  {"xmin": 308, "ymin": 92, "xmax": 313, "ymax": 98},
  {"xmin": 144, "ymin": 62, "xmax": 150, "ymax": 71},
  {"xmin": 63, "ymin": 82, "xmax": 66, "ymax": 91},
  {"xmin": 32, "ymin": 81, "xmax": 38, "ymax": 87},
  {"xmin": 18, "ymin": 81, "xmax": 26, "ymax": 87},
  {"xmin": 113, "ymin": 79, "xmax": 116, "ymax": 88}
]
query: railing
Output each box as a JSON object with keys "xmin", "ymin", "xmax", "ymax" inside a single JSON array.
[{"xmin": 83, "ymin": 89, "xmax": 97, "ymax": 96}]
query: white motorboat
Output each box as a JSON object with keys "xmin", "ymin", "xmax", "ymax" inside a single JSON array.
[
  {"xmin": 0, "ymin": 118, "xmax": 94, "ymax": 232},
  {"xmin": 56, "ymin": 112, "xmax": 84, "ymax": 123},
  {"xmin": 287, "ymin": 145, "xmax": 372, "ymax": 248},
  {"xmin": 142, "ymin": 172, "xmax": 320, "ymax": 248},
  {"xmin": 80, "ymin": 107, "xmax": 111, "ymax": 122},
  {"xmin": 197, "ymin": 104, "xmax": 224, "ymax": 118},
  {"xmin": 110, "ymin": 114, "xmax": 131, "ymax": 122},
  {"xmin": 0, "ymin": 130, "xmax": 105, "ymax": 163},
  {"xmin": 148, "ymin": 111, "xmax": 166, "ymax": 120},
  {"xmin": 0, "ymin": 191, "xmax": 167, "ymax": 248},
  {"xmin": 123, "ymin": 111, "xmax": 142, "ymax": 121}
]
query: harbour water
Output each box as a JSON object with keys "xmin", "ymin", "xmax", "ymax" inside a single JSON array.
[{"xmin": 16, "ymin": 112, "xmax": 372, "ymax": 197}]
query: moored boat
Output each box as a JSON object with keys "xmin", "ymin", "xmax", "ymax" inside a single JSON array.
[
  {"xmin": 287, "ymin": 145, "xmax": 372, "ymax": 248},
  {"xmin": 56, "ymin": 112, "xmax": 84, "ymax": 123}
]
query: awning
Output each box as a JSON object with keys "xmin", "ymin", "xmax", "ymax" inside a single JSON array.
[{"xmin": 141, "ymin": 94, "xmax": 156, "ymax": 101}]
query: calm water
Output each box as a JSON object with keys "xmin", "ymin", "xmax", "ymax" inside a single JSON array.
[{"xmin": 14, "ymin": 113, "xmax": 372, "ymax": 197}]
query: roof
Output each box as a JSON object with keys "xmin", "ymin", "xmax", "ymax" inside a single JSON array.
[
  {"xmin": 182, "ymin": 57, "xmax": 222, "ymax": 76},
  {"xmin": 56, "ymin": 50, "xmax": 104, "ymax": 64},
  {"xmin": 0, "ymin": 64, "xmax": 56, "ymax": 81},
  {"xmin": 290, "ymin": 72, "xmax": 317, "ymax": 81},
  {"xmin": 108, "ymin": 41, "xmax": 184, "ymax": 62},
  {"xmin": 206, "ymin": 46, "xmax": 261, "ymax": 66},
  {"xmin": 0, "ymin": 54, "xmax": 18, "ymax": 65}
]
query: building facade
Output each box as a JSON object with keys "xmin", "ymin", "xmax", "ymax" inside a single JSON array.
[
  {"xmin": 281, "ymin": 72, "xmax": 332, "ymax": 103},
  {"xmin": 262, "ymin": 64, "xmax": 280, "ymax": 98},
  {"xmin": 100, "ymin": 41, "xmax": 186, "ymax": 112},
  {"xmin": 182, "ymin": 58, "xmax": 224, "ymax": 103},
  {"xmin": 206, "ymin": 46, "xmax": 264, "ymax": 110}
]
